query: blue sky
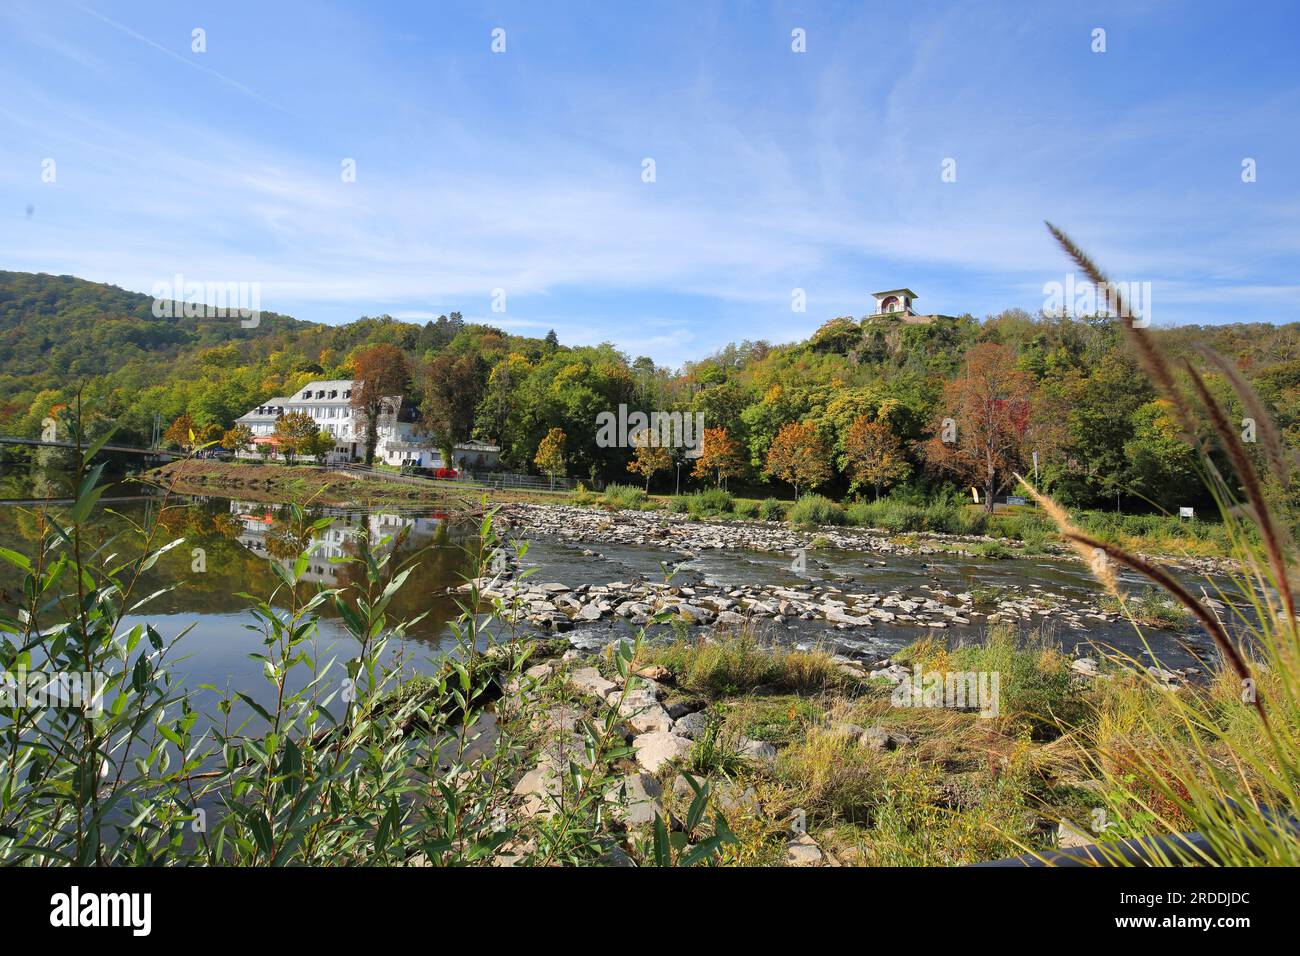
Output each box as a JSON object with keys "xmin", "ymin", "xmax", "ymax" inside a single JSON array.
[{"xmin": 2, "ymin": 1, "xmax": 1298, "ymax": 367}]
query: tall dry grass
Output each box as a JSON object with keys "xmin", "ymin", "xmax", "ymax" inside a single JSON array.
[{"xmin": 1020, "ymin": 225, "xmax": 1300, "ymax": 864}]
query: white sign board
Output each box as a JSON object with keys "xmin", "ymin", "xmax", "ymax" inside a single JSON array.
[{"xmin": 1178, "ymin": 506, "xmax": 1195, "ymax": 519}]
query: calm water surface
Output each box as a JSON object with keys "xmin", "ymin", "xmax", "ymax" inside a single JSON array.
[{"xmin": 0, "ymin": 470, "xmax": 1244, "ymax": 719}]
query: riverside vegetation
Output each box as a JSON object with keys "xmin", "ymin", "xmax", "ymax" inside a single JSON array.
[
  {"xmin": 3, "ymin": 229, "xmax": 1299, "ymax": 866},
  {"xmin": 5, "ymin": 268, "xmax": 1300, "ymax": 531}
]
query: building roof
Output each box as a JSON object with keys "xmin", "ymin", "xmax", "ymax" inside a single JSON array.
[
  {"xmin": 872, "ymin": 288, "xmax": 918, "ymax": 300},
  {"xmin": 289, "ymin": 380, "xmax": 355, "ymax": 401},
  {"xmin": 235, "ymin": 398, "xmax": 290, "ymax": 423},
  {"xmin": 236, "ymin": 379, "xmax": 404, "ymax": 425}
]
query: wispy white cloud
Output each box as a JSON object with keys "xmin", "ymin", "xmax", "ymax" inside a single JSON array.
[{"xmin": 1, "ymin": 1, "xmax": 1297, "ymax": 367}]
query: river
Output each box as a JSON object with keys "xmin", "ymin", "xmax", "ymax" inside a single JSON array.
[{"xmin": 0, "ymin": 472, "xmax": 1245, "ymax": 716}]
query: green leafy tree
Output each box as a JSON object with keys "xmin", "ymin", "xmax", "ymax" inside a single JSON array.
[{"xmin": 273, "ymin": 411, "xmax": 319, "ymax": 463}]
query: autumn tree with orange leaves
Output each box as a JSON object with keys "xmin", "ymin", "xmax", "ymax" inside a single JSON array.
[
  {"xmin": 626, "ymin": 429, "xmax": 672, "ymax": 492},
  {"xmin": 764, "ymin": 420, "xmax": 831, "ymax": 498},
  {"xmin": 920, "ymin": 342, "xmax": 1060, "ymax": 512},
  {"xmin": 162, "ymin": 413, "xmax": 196, "ymax": 452},
  {"xmin": 843, "ymin": 416, "xmax": 910, "ymax": 500},
  {"xmin": 349, "ymin": 343, "xmax": 410, "ymax": 464},
  {"xmin": 692, "ymin": 426, "xmax": 745, "ymax": 489}
]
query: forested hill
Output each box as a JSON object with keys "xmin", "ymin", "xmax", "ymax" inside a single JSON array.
[
  {"xmin": 0, "ymin": 270, "xmax": 551, "ymax": 448},
  {"xmin": 0, "ymin": 270, "xmax": 309, "ymax": 384},
  {"xmin": 2, "ymin": 269, "xmax": 1298, "ymax": 513}
]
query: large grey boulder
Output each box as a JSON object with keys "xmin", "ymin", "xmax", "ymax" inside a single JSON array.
[
  {"xmin": 568, "ymin": 666, "xmax": 617, "ymax": 702},
  {"xmin": 738, "ymin": 738, "xmax": 777, "ymax": 764},
  {"xmin": 633, "ymin": 731, "xmax": 694, "ymax": 773},
  {"xmin": 673, "ymin": 710, "xmax": 712, "ymax": 740},
  {"xmin": 619, "ymin": 689, "xmax": 673, "ymax": 734},
  {"xmin": 859, "ymin": 726, "xmax": 913, "ymax": 751},
  {"xmin": 607, "ymin": 772, "xmax": 664, "ymax": 826},
  {"xmin": 785, "ymin": 832, "xmax": 824, "ymax": 866}
]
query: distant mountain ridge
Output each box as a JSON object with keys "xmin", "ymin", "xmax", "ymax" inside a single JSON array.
[
  {"xmin": 0, "ymin": 270, "xmax": 311, "ymax": 382},
  {"xmin": 2, "ymin": 268, "xmax": 1298, "ymax": 515}
]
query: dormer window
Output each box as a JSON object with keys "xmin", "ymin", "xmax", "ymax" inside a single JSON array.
[
  {"xmin": 302, "ymin": 390, "xmax": 311, "ymax": 399},
  {"xmin": 343, "ymin": 389, "xmax": 352, "ymax": 399},
  {"xmin": 329, "ymin": 390, "xmax": 337, "ymax": 398}
]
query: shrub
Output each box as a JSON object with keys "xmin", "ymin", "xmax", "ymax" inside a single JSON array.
[
  {"xmin": 848, "ymin": 500, "xmax": 918, "ymax": 531},
  {"xmin": 672, "ymin": 488, "xmax": 734, "ymax": 517},
  {"xmin": 776, "ymin": 728, "xmax": 883, "ymax": 822},
  {"xmin": 601, "ymin": 483, "xmax": 647, "ymax": 509},
  {"xmin": 788, "ymin": 494, "xmax": 845, "ymax": 527},
  {"xmin": 988, "ymin": 511, "xmax": 1053, "ymax": 542},
  {"xmin": 1099, "ymin": 587, "xmax": 1189, "ymax": 629},
  {"xmin": 759, "ymin": 497, "xmax": 787, "ymax": 521},
  {"xmin": 845, "ymin": 498, "xmax": 985, "ymax": 534},
  {"xmin": 694, "ymin": 487, "xmax": 734, "ymax": 514},
  {"xmin": 642, "ymin": 631, "xmax": 841, "ymax": 696},
  {"xmin": 685, "ymin": 706, "xmax": 750, "ymax": 776},
  {"xmin": 733, "ymin": 499, "xmax": 759, "ymax": 519},
  {"xmin": 948, "ymin": 626, "xmax": 1089, "ymax": 740}
]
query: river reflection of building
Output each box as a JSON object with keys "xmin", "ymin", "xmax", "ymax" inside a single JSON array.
[{"xmin": 228, "ymin": 501, "xmax": 443, "ymax": 585}]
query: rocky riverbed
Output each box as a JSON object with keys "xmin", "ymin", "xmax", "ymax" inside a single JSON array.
[
  {"xmin": 496, "ymin": 502, "xmax": 999, "ymax": 558},
  {"xmin": 495, "ymin": 501, "xmax": 1239, "ymax": 577},
  {"xmin": 465, "ymin": 572, "xmax": 1132, "ymax": 640},
  {"xmin": 488, "ymin": 627, "xmax": 1196, "ymax": 866},
  {"xmin": 471, "ymin": 502, "xmax": 1238, "ymax": 673},
  {"xmin": 460, "ymin": 567, "xmax": 1211, "ymax": 682}
]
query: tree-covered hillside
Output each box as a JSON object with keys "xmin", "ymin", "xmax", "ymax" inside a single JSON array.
[{"xmin": 3, "ymin": 270, "xmax": 1298, "ymax": 513}]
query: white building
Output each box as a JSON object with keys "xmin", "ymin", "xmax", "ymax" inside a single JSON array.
[
  {"xmin": 233, "ymin": 378, "xmax": 501, "ymax": 470},
  {"xmin": 234, "ymin": 379, "xmax": 364, "ymax": 461},
  {"xmin": 870, "ymin": 288, "xmax": 939, "ymax": 325},
  {"xmin": 230, "ymin": 501, "xmax": 445, "ymax": 584}
]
